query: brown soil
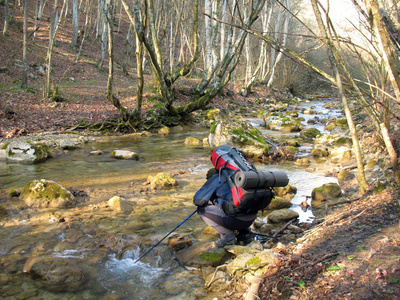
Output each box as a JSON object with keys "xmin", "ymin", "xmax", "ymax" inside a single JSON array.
[{"xmin": 1, "ymin": 3, "xmax": 399, "ymax": 300}]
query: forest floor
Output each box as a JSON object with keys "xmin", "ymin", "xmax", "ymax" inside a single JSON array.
[{"xmin": 1, "ymin": 2, "xmax": 400, "ymax": 299}]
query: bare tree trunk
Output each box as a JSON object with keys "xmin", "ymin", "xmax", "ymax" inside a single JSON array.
[
  {"xmin": 135, "ymin": 29, "xmax": 144, "ymax": 117},
  {"xmin": 3, "ymin": 0, "xmax": 10, "ymax": 35},
  {"xmin": 364, "ymin": 0, "xmax": 400, "ymax": 101},
  {"xmin": 44, "ymin": 0, "xmax": 66, "ymax": 98},
  {"xmin": 21, "ymin": 0, "xmax": 28, "ymax": 88},
  {"xmin": 75, "ymin": 0, "xmax": 92, "ymax": 62},
  {"xmin": 266, "ymin": 0, "xmax": 289, "ymax": 87},
  {"xmin": 311, "ymin": 0, "xmax": 368, "ymax": 194},
  {"xmin": 71, "ymin": 0, "xmax": 79, "ymax": 49}
]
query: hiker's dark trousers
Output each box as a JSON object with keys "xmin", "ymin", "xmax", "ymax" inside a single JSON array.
[{"xmin": 197, "ymin": 204, "xmax": 257, "ymax": 242}]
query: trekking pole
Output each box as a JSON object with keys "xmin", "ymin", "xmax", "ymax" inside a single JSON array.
[{"xmin": 134, "ymin": 209, "xmax": 197, "ymax": 263}]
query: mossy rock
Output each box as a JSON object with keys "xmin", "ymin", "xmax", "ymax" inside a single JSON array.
[
  {"xmin": 184, "ymin": 137, "xmax": 202, "ymax": 145},
  {"xmin": 334, "ymin": 137, "xmax": 352, "ymax": 147},
  {"xmin": 311, "ymin": 183, "xmax": 342, "ymax": 203},
  {"xmin": 4, "ymin": 141, "xmax": 52, "ymax": 164},
  {"xmin": 336, "ymin": 118, "xmax": 348, "ymax": 128},
  {"xmin": 299, "ymin": 128, "xmax": 321, "ymax": 140},
  {"xmin": 372, "ymin": 182, "xmax": 386, "ymax": 195},
  {"xmin": 267, "ymin": 197, "xmax": 292, "ymax": 210},
  {"xmin": 21, "ymin": 179, "xmax": 76, "ymax": 208},
  {"xmin": 208, "ymin": 119, "xmax": 269, "ymax": 157},
  {"xmin": 146, "ymin": 172, "xmax": 178, "ymax": 189}
]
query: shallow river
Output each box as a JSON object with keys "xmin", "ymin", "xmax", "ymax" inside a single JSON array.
[{"xmin": 0, "ymin": 99, "xmax": 343, "ymax": 299}]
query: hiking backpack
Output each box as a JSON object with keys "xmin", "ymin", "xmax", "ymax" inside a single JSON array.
[{"xmin": 194, "ymin": 145, "xmax": 289, "ymax": 216}]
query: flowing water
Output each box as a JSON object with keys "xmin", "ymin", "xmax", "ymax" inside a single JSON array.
[{"xmin": 0, "ymin": 99, "xmax": 344, "ymax": 299}]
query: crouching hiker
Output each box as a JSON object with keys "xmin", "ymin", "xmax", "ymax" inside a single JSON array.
[{"xmin": 193, "ymin": 145, "xmax": 288, "ymax": 247}]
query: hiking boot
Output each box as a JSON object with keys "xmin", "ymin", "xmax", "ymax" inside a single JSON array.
[
  {"xmin": 214, "ymin": 237, "xmax": 236, "ymax": 248},
  {"xmin": 236, "ymin": 232, "xmax": 253, "ymax": 245}
]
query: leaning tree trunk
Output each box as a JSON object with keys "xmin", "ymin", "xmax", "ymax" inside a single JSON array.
[{"xmin": 311, "ymin": 0, "xmax": 368, "ymax": 194}]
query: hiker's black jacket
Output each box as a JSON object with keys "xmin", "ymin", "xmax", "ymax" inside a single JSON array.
[{"xmin": 193, "ymin": 173, "xmax": 238, "ymax": 216}]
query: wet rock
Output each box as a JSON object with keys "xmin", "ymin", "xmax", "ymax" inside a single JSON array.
[
  {"xmin": 175, "ymin": 242, "xmax": 228, "ymax": 267},
  {"xmin": 21, "ymin": 179, "xmax": 76, "ymax": 208},
  {"xmin": 299, "ymin": 127, "xmax": 321, "ymax": 141},
  {"xmin": 184, "ymin": 137, "xmax": 202, "ymax": 145},
  {"xmin": 90, "ymin": 149, "xmax": 102, "ymax": 155},
  {"xmin": 1, "ymin": 141, "xmax": 52, "ymax": 164},
  {"xmin": 295, "ymin": 157, "xmax": 310, "ymax": 165},
  {"xmin": 266, "ymin": 197, "xmax": 292, "ymax": 210},
  {"xmin": 263, "ymin": 113, "xmax": 303, "ymax": 132},
  {"xmin": 267, "ymin": 209, "xmax": 299, "ymax": 224},
  {"xmin": 107, "ymin": 196, "xmax": 126, "ymax": 213},
  {"xmin": 146, "ymin": 172, "xmax": 178, "ymax": 189},
  {"xmin": 168, "ymin": 234, "xmax": 193, "ymax": 251},
  {"xmin": 59, "ymin": 139, "xmax": 78, "ymax": 150},
  {"xmin": 337, "ymin": 169, "xmax": 355, "ymax": 186},
  {"xmin": 312, "ymin": 182, "xmax": 342, "ymax": 203},
  {"xmin": 110, "ymin": 149, "xmax": 139, "ymax": 160},
  {"xmin": 208, "ymin": 119, "xmax": 269, "ymax": 158},
  {"xmin": 0, "ymin": 204, "xmax": 7, "ymax": 217},
  {"xmin": 22, "ymin": 256, "xmax": 84, "ymax": 290},
  {"xmin": 158, "ymin": 126, "xmax": 170, "ymax": 136},
  {"xmin": 273, "ymin": 184, "xmax": 297, "ymax": 201}
]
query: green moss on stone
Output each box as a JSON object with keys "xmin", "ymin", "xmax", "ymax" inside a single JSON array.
[
  {"xmin": 1, "ymin": 142, "xmax": 10, "ymax": 150},
  {"xmin": 199, "ymin": 251, "xmax": 224, "ymax": 264},
  {"xmin": 247, "ymin": 256, "xmax": 261, "ymax": 266}
]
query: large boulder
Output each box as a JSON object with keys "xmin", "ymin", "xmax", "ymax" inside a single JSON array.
[
  {"xmin": 20, "ymin": 179, "xmax": 76, "ymax": 208},
  {"xmin": 208, "ymin": 119, "xmax": 269, "ymax": 158},
  {"xmin": 23, "ymin": 256, "xmax": 84, "ymax": 290},
  {"xmin": 0, "ymin": 141, "xmax": 52, "ymax": 164}
]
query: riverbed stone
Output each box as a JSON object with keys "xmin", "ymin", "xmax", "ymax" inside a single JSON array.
[
  {"xmin": 168, "ymin": 234, "xmax": 193, "ymax": 251},
  {"xmin": 266, "ymin": 197, "xmax": 292, "ymax": 210},
  {"xmin": 267, "ymin": 209, "xmax": 299, "ymax": 224},
  {"xmin": 146, "ymin": 172, "xmax": 178, "ymax": 189},
  {"xmin": 158, "ymin": 126, "xmax": 170, "ymax": 136},
  {"xmin": 107, "ymin": 196, "xmax": 126, "ymax": 213},
  {"xmin": 299, "ymin": 127, "xmax": 321, "ymax": 141},
  {"xmin": 21, "ymin": 179, "xmax": 76, "ymax": 208},
  {"xmin": 110, "ymin": 149, "xmax": 139, "ymax": 160},
  {"xmin": 312, "ymin": 182, "xmax": 342, "ymax": 203},
  {"xmin": 184, "ymin": 137, "xmax": 202, "ymax": 145},
  {"xmin": 59, "ymin": 139, "xmax": 78, "ymax": 150},
  {"xmin": 295, "ymin": 157, "xmax": 310, "ymax": 165},
  {"xmin": 0, "ymin": 204, "xmax": 7, "ymax": 217},
  {"xmin": 273, "ymin": 184, "xmax": 297, "ymax": 200},
  {"xmin": 22, "ymin": 256, "xmax": 84, "ymax": 290},
  {"xmin": 263, "ymin": 113, "xmax": 303, "ymax": 132},
  {"xmin": 208, "ymin": 119, "xmax": 269, "ymax": 158},
  {"xmin": 2, "ymin": 141, "xmax": 52, "ymax": 164},
  {"xmin": 175, "ymin": 242, "xmax": 228, "ymax": 267},
  {"xmin": 337, "ymin": 169, "xmax": 355, "ymax": 186}
]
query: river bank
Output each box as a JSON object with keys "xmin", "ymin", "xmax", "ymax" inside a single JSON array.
[{"xmin": 1, "ymin": 90, "xmax": 399, "ymax": 299}]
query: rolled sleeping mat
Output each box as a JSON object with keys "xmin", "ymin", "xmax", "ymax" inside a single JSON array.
[{"xmin": 234, "ymin": 171, "xmax": 289, "ymax": 189}]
